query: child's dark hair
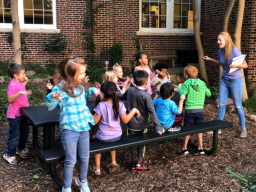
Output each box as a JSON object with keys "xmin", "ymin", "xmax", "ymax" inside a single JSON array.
[
  {"xmin": 136, "ymin": 52, "xmax": 146, "ymax": 66},
  {"xmin": 8, "ymin": 63, "xmax": 25, "ymax": 78},
  {"xmin": 95, "ymin": 81, "xmax": 120, "ymax": 120},
  {"xmin": 134, "ymin": 70, "xmax": 148, "ymax": 86},
  {"xmin": 160, "ymin": 83, "xmax": 174, "ymax": 100},
  {"xmin": 154, "ymin": 62, "xmax": 168, "ymax": 72}
]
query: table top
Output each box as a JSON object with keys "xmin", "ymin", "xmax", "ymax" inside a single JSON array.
[{"xmin": 20, "ymin": 93, "xmax": 183, "ymax": 127}]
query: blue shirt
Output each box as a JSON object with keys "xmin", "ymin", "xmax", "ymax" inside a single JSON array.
[
  {"xmin": 45, "ymin": 81, "xmax": 96, "ymax": 132},
  {"xmin": 153, "ymin": 97, "xmax": 179, "ymax": 129},
  {"xmin": 218, "ymin": 48, "xmax": 242, "ymax": 80}
]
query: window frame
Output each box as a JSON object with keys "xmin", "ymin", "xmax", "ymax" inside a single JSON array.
[
  {"xmin": 0, "ymin": 0, "xmax": 57, "ymax": 30},
  {"xmin": 139, "ymin": 0, "xmax": 201, "ymax": 33}
]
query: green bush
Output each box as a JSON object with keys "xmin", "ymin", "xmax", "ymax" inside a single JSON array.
[
  {"xmin": 209, "ymin": 83, "xmax": 219, "ymax": 100},
  {"xmin": 0, "ymin": 83, "xmax": 9, "ymax": 121},
  {"xmin": 0, "ymin": 60, "xmax": 10, "ymax": 76},
  {"xmin": 245, "ymin": 97, "xmax": 256, "ymax": 115},
  {"xmin": 245, "ymin": 77, "xmax": 254, "ymax": 98},
  {"xmin": 108, "ymin": 43, "xmax": 123, "ymax": 67},
  {"xmin": 86, "ymin": 56, "xmax": 106, "ymax": 83}
]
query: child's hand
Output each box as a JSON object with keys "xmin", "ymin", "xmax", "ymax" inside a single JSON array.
[
  {"xmin": 24, "ymin": 77, "xmax": 29, "ymax": 82},
  {"xmin": 156, "ymin": 81, "xmax": 161, "ymax": 85},
  {"xmin": 52, "ymin": 91, "xmax": 62, "ymax": 101},
  {"xmin": 94, "ymin": 89, "xmax": 104, "ymax": 100},
  {"xmin": 157, "ymin": 131, "xmax": 162, "ymax": 135},
  {"xmin": 124, "ymin": 78, "xmax": 130, "ymax": 87},
  {"xmin": 178, "ymin": 83, "xmax": 183, "ymax": 87},
  {"xmin": 133, "ymin": 108, "xmax": 141, "ymax": 118},
  {"xmin": 95, "ymin": 82, "xmax": 101, "ymax": 89},
  {"xmin": 19, "ymin": 90, "xmax": 32, "ymax": 96},
  {"xmin": 46, "ymin": 80, "xmax": 53, "ymax": 90},
  {"xmin": 180, "ymin": 95, "xmax": 186, "ymax": 102},
  {"xmin": 155, "ymin": 69, "xmax": 160, "ymax": 75},
  {"xmin": 85, "ymin": 76, "xmax": 89, "ymax": 83}
]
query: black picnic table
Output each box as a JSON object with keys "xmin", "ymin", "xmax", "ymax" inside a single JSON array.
[{"xmin": 20, "ymin": 93, "xmax": 231, "ymax": 188}]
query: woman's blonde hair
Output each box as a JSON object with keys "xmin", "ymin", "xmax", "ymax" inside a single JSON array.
[
  {"xmin": 54, "ymin": 57, "xmax": 90, "ymax": 97},
  {"xmin": 103, "ymin": 70, "xmax": 117, "ymax": 83},
  {"xmin": 219, "ymin": 32, "xmax": 236, "ymax": 64}
]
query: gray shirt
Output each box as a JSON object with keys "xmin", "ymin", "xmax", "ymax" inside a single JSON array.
[{"xmin": 118, "ymin": 86, "xmax": 161, "ymax": 132}]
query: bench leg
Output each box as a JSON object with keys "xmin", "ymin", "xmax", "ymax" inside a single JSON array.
[
  {"xmin": 33, "ymin": 126, "xmax": 39, "ymax": 152},
  {"xmin": 49, "ymin": 163, "xmax": 63, "ymax": 189},
  {"xmin": 43, "ymin": 125, "xmax": 55, "ymax": 150},
  {"xmin": 188, "ymin": 129, "xmax": 219, "ymax": 155}
]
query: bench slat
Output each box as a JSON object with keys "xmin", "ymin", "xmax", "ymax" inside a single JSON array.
[{"xmin": 40, "ymin": 120, "xmax": 232, "ymax": 164}]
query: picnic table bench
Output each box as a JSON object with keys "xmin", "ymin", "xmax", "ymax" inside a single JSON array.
[{"xmin": 21, "ymin": 94, "xmax": 232, "ymax": 188}]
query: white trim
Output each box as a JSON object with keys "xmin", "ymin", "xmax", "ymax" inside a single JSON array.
[
  {"xmin": 137, "ymin": 31, "xmax": 202, "ymax": 36},
  {"xmin": 139, "ymin": 0, "xmax": 200, "ymax": 33},
  {"xmin": 0, "ymin": 0, "xmax": 58, "ymax": 30}
]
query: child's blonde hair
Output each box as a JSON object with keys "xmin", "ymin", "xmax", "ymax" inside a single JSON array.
[
  {"xmin": 113, "ymin": 63, "xmax": 122, "ymax": 71},
  {"xmin": 184, "ymin": 65, "xmax": 198, "ymax": 79},
  {"xmin": 103, "ymin": 70, "xmax": 117, "ymax": 83}
]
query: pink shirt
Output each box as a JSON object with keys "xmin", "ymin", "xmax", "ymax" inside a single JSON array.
[
  {"xmin": 134, "ymin": 65, "xmax": 156, "ymax": 95},
  {"xmin": 6, "ymin": 80, "xmax": 29, "ymax": 119}
]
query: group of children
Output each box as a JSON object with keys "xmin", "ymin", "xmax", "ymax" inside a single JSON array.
[{"xmin": 3, "ymin": 52, "xmax": 211, "ymax": 192}]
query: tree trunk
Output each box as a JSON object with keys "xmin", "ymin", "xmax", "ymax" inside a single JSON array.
[
  {"xmin": 234, "ymin": 0, "xmax": 248, "ymax": 101},
  {"xmin": 10, "ymin": 0, "xmax": 21, "ymax": 64},
  {"xmin": 221, "ymin": 0, "xmax": 235, "ymax": 83},
  {"xmin": 193, "ymin": 0, "xmax": 209, "ymax": 86}
]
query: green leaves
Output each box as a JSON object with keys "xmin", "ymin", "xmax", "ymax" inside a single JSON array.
[{"xmin": 108, "ymin": 43, "xmax": 123, "ymax": 67}]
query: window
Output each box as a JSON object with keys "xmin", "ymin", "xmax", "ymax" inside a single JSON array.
[
  {"xmin": 0, "ymin": 0, "xmax": 57, "ymax": 30},
  {"xmin": 140, "ymin": 0, "xmax": 200, "ymax": 33}
]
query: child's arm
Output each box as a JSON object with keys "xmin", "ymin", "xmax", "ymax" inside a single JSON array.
[
  {"xmin": 45, "ymin": 86, "xmax": 63, "ymax": 111},
  {"xmin": 205, "ymin": 86, "xmax": 211, "ymax": 97},
  {"xmin": 121, "ymin": 77, "xmax": 130, "ymax": 94},
  {"xmin": 118, "ymin": 88, "xmax": 128, "ymax": 100},
  {"xmin": 93, "ymin": 113, "xmax": 101, "ymax": 124},
  {"xmin": 120, "ymin": 108, "xmax": 141, "ymax": 124},
  {"xmin": 178, "ymin": 95, "xmax": 186, "ymax": 114},
  {"xmin": 7, "ymin": 90, "xmax": 32, "ymax": 103},
  {"xmin": 23, "ymin": 77, "xmax": 29, "ymax": 86},
  {"xmin": 151, "ymin": 81, "xmax": 161, "ymax": 91},
  {"xmin": 178, "ymin": 81, "xmax": 189, "ymax": 96}
]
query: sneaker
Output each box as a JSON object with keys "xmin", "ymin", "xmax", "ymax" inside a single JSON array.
[
  {"xmin": 168, "ymin": 125, "xmax": 181, "ymax": 132},
  {"xmin": 130, "ymin": 164, "xmax": 137, "ymax": 173},
  {"xmin": 3, "ymin": 153, "xmax": 18, "ymax": 164},
  {"xmin": 161, "ymin": 127, "xmax": 166, "ymax": 133},
  {"xmin": 62, "ymin": 187, "xmax": 71, "ymax": 192},
  {"xmin": 75, "ymin": 177, "xmax": 90, "ymax": 192},
  {"xmin": 179, "ymin": 149, "xmax": 189, "ymax": 157},
  {"xmin": 16, "ymin": 148, "xmax": 29, "ymax": 159},
  {"xmin": 194, "ymin": 148, "xmax": 205, "ymax": 156},
  {"xmin": 135, "ymin": 162, "xmax": 148, "ymax": 170},
  {"xmin": 240, "ymin": 129, "xmax": 247, "ymax": 138},
  {"xmin": 206, "ymin": 130, "xmax": 221, "ymax": 134}
]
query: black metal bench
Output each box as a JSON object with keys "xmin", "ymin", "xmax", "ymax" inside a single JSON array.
[{"xmin": 21, "ymin": 94, "xmax": 230, "ymax": 189}]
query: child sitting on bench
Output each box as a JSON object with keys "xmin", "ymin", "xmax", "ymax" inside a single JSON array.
[
  {"xmin": 178, "ymin": 65, "xmax": 211, "ymax": 156},
  {"xmin": 93, "ymin": 81, "xmax": 140, "ymax": 175},
  {"xmin": 153, "ymin": 83, "xmax": 185, "ymax": 132}
]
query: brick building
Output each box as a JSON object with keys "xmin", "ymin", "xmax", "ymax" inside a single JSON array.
[{"xmin": 0, "ymin": 0, "xmax": 255, "ymax": 86}]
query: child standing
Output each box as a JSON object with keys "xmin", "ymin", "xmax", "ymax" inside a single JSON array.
[
  {"xmin": 3, "ymin": 64, "xmax": 32, "ymax": 164},
  {"xmin": 103, "ymin": 70, "xmax": 129, "ymax": 94},
  {"xmin": 153, "ymin": 83, "xmax": 185, "ymax": 132},
  {"xmin": 119, "ymin": 70, "xmax": 162, "ymax": 172},
  {"xmin": 113, "ymin": 63, "xmax": 131, "ymax": 90},
  {"xmin": 134, "ymin": 52, "xmax": 156, "ymax": 95},
  {"xmin": 93, "ymin": 81, "xmax": 140, "ymax": 175},
  {"xmin": 178, "ymin": 65, "xmax": 211, "ymax": 156},
  {"xmin": 46, "ymin": 58, "xmax": 100, "ymax": 192},
  {"xmin": 151, "ymin": 62, "xmax": 175, "ymax": 92}
]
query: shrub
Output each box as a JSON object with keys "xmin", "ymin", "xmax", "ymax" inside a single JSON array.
[
  {"xmin": 245, "ymin": 97, "xmax": 256, "ymax": 115},
  {"xmin": 108, "ymin": 43, "xmax": 123, "ymax": 67},
  {"xmin": 209, "ymin": 83, "xmax": 219, "ymax": 100}
]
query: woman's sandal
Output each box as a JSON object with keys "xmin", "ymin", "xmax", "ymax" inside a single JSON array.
[{"xmin": 108, "ymin": 161, "xmax": 118, "ymax": 173}]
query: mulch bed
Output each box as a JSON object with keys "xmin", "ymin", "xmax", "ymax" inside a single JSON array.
[{"xmin": 0, "ymin": 103, "xmax": 255, "ymax": 192}]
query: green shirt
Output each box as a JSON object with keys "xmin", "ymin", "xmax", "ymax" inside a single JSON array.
[{"xmin": 178, "ymin": 78, "xmax": 211, "ymax": 110}]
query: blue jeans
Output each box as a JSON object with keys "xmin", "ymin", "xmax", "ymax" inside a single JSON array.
[
  {"xmin": 7, "ymin": 116, "xmax": 29, "ymax": 157},
  {"xmin": 218, "ymin": 77, "xmax": 245, "ymax": 128},
  {"xmin": 60, "ymin": 129, "xmax": 90, "ymax": 188},
  {"xmin": 95, "ymin": 135, "xmax": 121, "ymax": 143}
]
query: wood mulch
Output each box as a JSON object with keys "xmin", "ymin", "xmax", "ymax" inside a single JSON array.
[{"xmin": 0, "ymin": 104, "xmax": 255, "ymax": 191}]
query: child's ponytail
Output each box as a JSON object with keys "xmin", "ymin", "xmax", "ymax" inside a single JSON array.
[
  {"xmin": 136, "ymin": 52, "xmax": 146, "ymax": 67},
  {"xmin": 112, "ymin": 92, "xmax": 119, "ymax": 120}
]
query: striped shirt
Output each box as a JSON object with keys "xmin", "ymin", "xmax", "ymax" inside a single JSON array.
[
  {"xmin": 45, "ymin": 81, "xmax": 96, "ymax": 132},
  {"xmin": 151, "ymin": 76, "xmax": 173, "ymax": 91}
]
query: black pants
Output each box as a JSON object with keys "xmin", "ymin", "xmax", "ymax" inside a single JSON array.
[{"xmin": 128, "ymin": 129, "xmax": 145, "ymax": 164}]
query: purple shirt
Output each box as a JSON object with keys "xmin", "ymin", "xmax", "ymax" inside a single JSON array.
[
  {"xmin": 218, "ymin": 48, "xmax": 242, "ymax": 80},
  {"xmin": 94, "ymin": 101, "xmax": 126, "ymax": 140},
  {"xmin": 6, "ymin": 80, "xmax": 29, "ymax": 119}
]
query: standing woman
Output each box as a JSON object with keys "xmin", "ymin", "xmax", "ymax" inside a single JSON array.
[{"xmin": 202, "ymin": 32, "xmax": 248, "ymax": 138}]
